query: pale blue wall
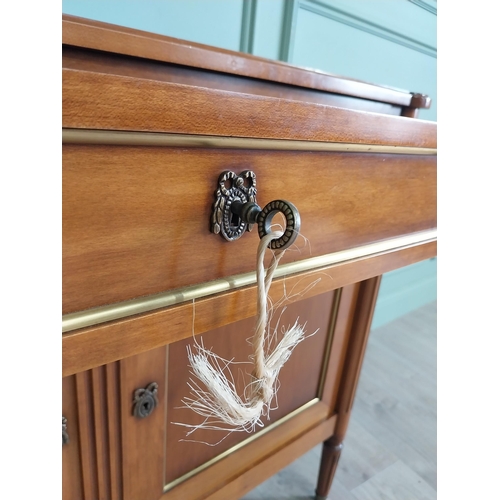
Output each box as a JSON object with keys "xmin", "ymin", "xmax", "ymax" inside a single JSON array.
[
  {"xmin": 62, "ymin": 0, "xmax": 437, "ymax": 328},
  {"xmin": 62, "ymin": 0, "xmax": 245, "ymax": 50},
  {"xmin": 371, "ymin": 258, "xmax": 437, "ymax": 329},
  {"xmin": 292, "ymin": 1, "xmax": 437, "ymax": 121}
]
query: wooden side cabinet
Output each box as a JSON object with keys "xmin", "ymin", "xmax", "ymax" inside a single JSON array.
[{"xmin": 62, "ymin": 14, "xmax": 436, "ymax": 500}]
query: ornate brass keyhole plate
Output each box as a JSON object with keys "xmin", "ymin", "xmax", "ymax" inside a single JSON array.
[{"xmin": 133, "ymin": 382, "xmax": 159, "ymax": 419}]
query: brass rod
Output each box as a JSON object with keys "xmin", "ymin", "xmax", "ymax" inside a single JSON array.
[
  {"xmin": 62, "ymin": 230, "xmax": 437, "ymax": 333},
  {"xmin": 316, "ymin": 289, "xmax": 343, "ymax": 400},
  {"xmin": 162, "ymin": 398, "xmax": 321, "ymax": 492},
  {"xmin": 62, "ymin": 129, "xmax": 437, "ymax": 155}
]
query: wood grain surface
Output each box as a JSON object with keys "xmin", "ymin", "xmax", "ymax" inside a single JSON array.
[
  {"xmin": 242, "ymin": 302, "xmax": 437, "ymax": 499},
  {"xmin": 63, "ymin": 146, "xmax": 436, "ymax": 314},
  {"xmin": 203, "ymin": 416, "xmax": 337, "ymax": 500},
  {"xmin": 61, "ymin": 14, "xmax": 437, "ymax": 500},
  {"xmin": 63, "ymin": 46, "xmax": 403, "ymax": 116},
  {"xmin": 61, "ymin": 279, "xmax": 383, "ymax": 499},
  {"xmin": 62, "ymin": 376, "xmax": 84, "ymax": 500},
  {"xmin": 165, "ymin": 291, "xmax": 335, "ymax": 484},
  {"xmin": 163, "ymin": 403, "xmax": 333, "ymax": 500},
  {"xmin": 62, "ymin": 14, "xmax": 430, "ymax": 109},
  {"xmin": 69, "ymin": 366, "xmax": 124, "ymax": 500},
  {"xmin": 62, "ymin": 240, "xmax": 436, "ymax": 377},
  {"xmin": 316, "ymin": 277, "xmax": 382, "ymax": 497},
  {"xmin": 120, "ymin": 348, "xmax": 166, "ymax": 500},
  {"xmin": 63, "ymin": 68, "xmax": 436, "ymax": 146},
  {"xmin": 320, "ymin": 283, "xmax": 360, "ymax": 410}
]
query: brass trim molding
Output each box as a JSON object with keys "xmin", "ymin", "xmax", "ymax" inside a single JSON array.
[
  {"xmin": 163, "ymin": 398, "xmax": 320, "ymax": 493},
  {"xmin": 316, "ymin": 289, "xmax": 343, "ymax": 399},
  {"xmin": 62, "ymin": 230, "xmax": 437, "ymax": 333},
  {"xmin": 62, "ymin": 129, "xmax": 437, "ymax": 155}
]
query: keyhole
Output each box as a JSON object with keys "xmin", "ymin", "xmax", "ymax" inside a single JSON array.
[
  {"xmin": 230, "ymin": 212, "xmax": 241, "ymax": 228},
  {"xmin": 143, "ymin": 401, "xmax": 150, "ymax": 412}
]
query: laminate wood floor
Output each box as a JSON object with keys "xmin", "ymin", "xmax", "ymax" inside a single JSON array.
[{"xmin": 242, "ymin": 301, "xmax": 437, "ymax": 500}]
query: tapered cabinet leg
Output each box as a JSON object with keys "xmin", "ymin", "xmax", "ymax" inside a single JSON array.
[
  {"xmin": 315, "ymin": 276, "xmax": 382, "ymax": 499},
  {"xmin": 315, "ymin": 437, "xmax": 344, "ymax": 499}
]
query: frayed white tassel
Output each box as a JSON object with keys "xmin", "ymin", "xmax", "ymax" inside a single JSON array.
[
  {"xmin": 183, "ymin": 344, "xmax": 264, "ymax": 431},
  {"xmin": 264, "ymin": 320, "xmax": 305, "ymax": 374},
  {"xmin": 175, "ymin": 231, "xmax": 309, "ymax": 437}
]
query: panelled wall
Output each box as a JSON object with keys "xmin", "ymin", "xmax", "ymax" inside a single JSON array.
[{"xmin": 62, "ymin": 0, "xmax": 437, "ymax": 328}]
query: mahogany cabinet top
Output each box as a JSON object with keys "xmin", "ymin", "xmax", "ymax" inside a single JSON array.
[{"xmin": 62, "ymin": 14, "xmax": 430, "ymax": 110}]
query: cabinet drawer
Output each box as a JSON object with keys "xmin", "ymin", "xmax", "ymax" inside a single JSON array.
[{"xmin": 63, "ymin": 143, "xmax": 436, "ymax": 315}]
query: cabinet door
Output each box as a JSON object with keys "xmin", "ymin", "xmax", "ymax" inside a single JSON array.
[
  {"xmin": 62, "ymin": 376, "xmax": 84, "ymax": 500},
  {"xmin": 164, "ymin": 290, "xmax": 337, "ymax": 487},
  {"xmin": 62, "ymin": 349, "xmax": 166, "ymax": 500},
  {"xmin": 62, "ymin": 280, "xmax": 378, "ymax": 500}
]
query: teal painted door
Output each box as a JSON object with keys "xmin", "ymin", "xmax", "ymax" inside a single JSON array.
[{"xmin": 63, "ymin": 0, "xmax": 437, "ymax": 328}]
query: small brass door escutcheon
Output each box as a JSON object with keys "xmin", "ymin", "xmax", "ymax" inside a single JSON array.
[
  {"xmin": 62, "ymin": 416, "xmax": 69, "ymax": 446},
  {"xmin": 133, "ymin": 382, "xmax": 159, "ymax": 419}
]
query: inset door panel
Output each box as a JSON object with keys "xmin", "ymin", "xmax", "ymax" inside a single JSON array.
[{"xmin": 165, "ymin": 290, "xmax": 338, "ymax": 485}]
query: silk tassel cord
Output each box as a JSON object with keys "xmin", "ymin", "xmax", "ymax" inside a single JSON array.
[{"xmin": 176, "ymin": 230, "xmax": 307, "ymax": 436}]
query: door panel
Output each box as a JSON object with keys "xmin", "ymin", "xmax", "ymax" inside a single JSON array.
[{"xmin": 165, "ymin": 290, "xmax": 337, "ymax": 484}]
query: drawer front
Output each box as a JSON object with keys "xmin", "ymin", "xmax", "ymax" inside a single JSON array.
[{"xmin": 63, "ymin": 144, "xmax": 436, "ymax": 314}]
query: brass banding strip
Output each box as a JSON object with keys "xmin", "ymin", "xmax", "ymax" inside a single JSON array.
[
  {"xmin": 62, "ymin": 230, "xmax": 437, "ymax": 333},
  {"xmin": 162, "ymin": 398, "xmax": 321, "ymax": 492},
  {"xmin": 317, "ymin": 289, "xmax": 343, "ymax": 400},
  {"xmin": 62, "ymin": 129, "xmax": 437, "ymax": 155}
]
